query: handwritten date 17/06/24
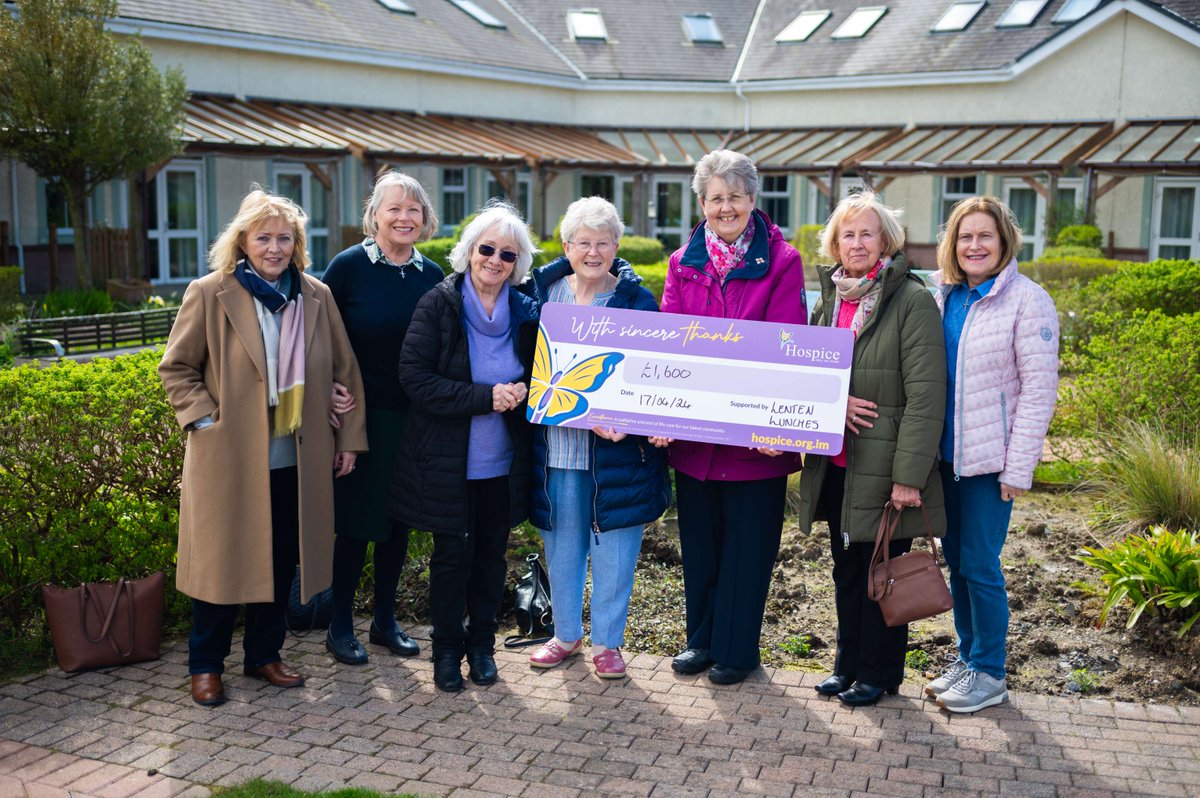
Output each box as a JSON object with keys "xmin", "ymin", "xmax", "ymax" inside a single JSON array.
[{"xmin": 639, "ymin": 393, "xmax": 692, "ymax": 410}]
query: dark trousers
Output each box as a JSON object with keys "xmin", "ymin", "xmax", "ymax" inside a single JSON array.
[
  {"xmin": 189, "ymin": 466, "xmax": 299, "ymax": 675},
  {"xmin": 819, "ymin": 466, "xmax": 911, "ymax": 687},
  {"xmin": 429, "ymin": 476, "xmax": 510, "ymax": 657},
  {"xmin": 329, "ymin": 526, "xmax": 410, "ymax": 639},
  {"xmin": 675, "ymin": 472, "xmax": 786, "ymax": 670}
]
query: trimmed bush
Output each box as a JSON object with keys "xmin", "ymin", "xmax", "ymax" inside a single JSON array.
[
  {"xmin": 1055, "ymin": 224, "xmax": 1103, "ymax": 249},
  {"xmin": 417, "ymin": 238, "xmax": 455, "ymax": 274},
  {"xmin": 617, "ymin": 235, "xmax": 664, "ymax": 266},
  {"xmin": 1020, "ymin": 256, "xmax": 1124, "ymax": 289},
  {"xmin": 1079, "ymin": 259, "xmax": 1200, "ymax": 318},
  {"xmin": 0, "ymin": 349, "xmax": 187, "ymax": 666},
  {"xmin": 1055, "ymin": 309, "xmax": 1200, "ymax": 436},
  {"xmin": 1040, "ymin": 244, "xmax": 1104, "ymax": 260},
  {"xmin": 633, "ymin": 260, "xmax": 668, "ymax": 303},
  {"xmin": 791, "ymin": 224, "xmax": 825, "ymax": 267}
]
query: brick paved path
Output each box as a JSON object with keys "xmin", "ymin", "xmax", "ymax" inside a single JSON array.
[{"xmin": 2, "ymin": 627, "xmax": 1198, "ymax": 797}]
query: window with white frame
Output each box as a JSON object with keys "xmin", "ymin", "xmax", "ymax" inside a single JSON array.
[
  {"xmin": 682, "ymin": 13, "xmax": 723, "ymax": 44},
  {"xmin": 932, "ymin": 0, "xmax": 986, "ymax": 31},
  {"xmin": 441, "ymin": 168, "xmax": 468, "ymax": 231},
  {"xmin": 941, "ymin": 175, "xmax": 978, "ymax": 222},
  {"xmin": 1052, "ymin": 0, "xmax": 1100, "ymax": 23},
  {"xmin": 758, "ymin": 175, "xmax": 791, "ymax": 233},
  {"xmin": 274, "ymin": 164, "xmax": 330, "ymax": 270},
  {"xmin": 996, "ymin": 0, "xmax": 1047, "ymax": 26},
  {"xmin": 147, "ymin": 161, "xmax": 206, "ymax": 281},
  {"xmin": 831, "ymin": 6, "xmax": 887, "ymax": 38},
  {"xmin": 578, "ymin": 174, "xmax": 636, "ymax": 232},
  {"xmin": 484, "ymin": 172, "xmax": 533, "ymax": 222},
  {"xmin": 776, "ymin": 10, "xmax": 830, "ymax": 42},
  {"xmin": 807, "ymin": 177, "xmax": 866, "ymax": 224},
  {"xmin": 448, "ymin": 0, "xmax": 505, "ymax": 28},
  {"xmin": 568, "ymin": 9, "xmax": 608, "ymax": 40}
]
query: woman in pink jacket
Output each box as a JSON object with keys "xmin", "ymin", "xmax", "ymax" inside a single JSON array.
[
  {"xmin": 660, "ymin": 149, "xmax": 807, "ymax": 685},
  {"xmin": 926, "ymin": 196, "xmax": 1059, "ymax": 713}
]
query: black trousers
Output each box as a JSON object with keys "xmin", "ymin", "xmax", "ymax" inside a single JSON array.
[
  {"xmin": 818, "ymin": 465, "xmax": 911, "ymax": 687},
  {"xmin": 429, "ymin": 476, "xmax": 510, "ymax": 657},
  {"xmin": 675, "ymin": 472, "xmax": 787, "ymax": 670},
  {"xmin": 329, "ymin": 526, "xmax": 410, "ymax": 638},
  {"xmin": 189, "ymin": 466, "xmax": 299, "ymax": 675}
]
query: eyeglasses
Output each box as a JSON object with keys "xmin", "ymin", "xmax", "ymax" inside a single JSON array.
[
  {"xmin": 477, "ymin": 244, "xmax": 518, "ymax": 263},
  {"xmin": 567, "ymin": 240, "xmax": 616, "ymax": 253},
  {"xmin": 705, "ymin": 192, "xmax": 750, "ymax": 207}
]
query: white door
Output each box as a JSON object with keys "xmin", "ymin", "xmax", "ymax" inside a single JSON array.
[
  {"xmin": 275, "ymin": 164, "xmax": 330, "ymax": 271},
  {"xmin": 650, "ymin": 176, "xmax": 692, "ymax": 251},
  {"xmin": 148, "ymin": 161, "xmax": 206, "ymax": 282},
  {"xmin": 1003, "ymin": 180, "xmax": 1045, "ymax": 261},
  {"xmin": 1152, "ymin": 179, "xmax": 1200, "ymax": 260}
]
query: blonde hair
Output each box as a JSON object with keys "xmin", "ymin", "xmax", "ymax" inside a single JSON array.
[
  {"xmin": 448, "ymin": 202, "xmax": 538, "ymax": 285},
  {"xmin": 818, "ymin": 189, "xmax": 906, "ymax": 264},
  {"xmin": 209, "ymin": 189, "xmax": 310, "ymax": 274},
  {"xmin": 363, "ymin": 171, "xmax": 439, "ymax": 241},
  {"xmin": 936, "ymin": 196, "xmax": 1023, "ymax": 285}
]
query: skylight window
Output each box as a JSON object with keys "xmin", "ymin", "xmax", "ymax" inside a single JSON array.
[
  {"xmin": 682, "ymin": 13, "xmax": 724, "ymax": 44},
  {"xmin": 1052, "ymin": 0, "xmax": 1101, "ymax": 22},
  {"xmin": 932, "ymin": 0, "xmax": 986, "ymax": 31},
  {"xmin": 776, "ymin": 10, "xmax": 831, "ymax": 42},
  {"xmin": 831, "ymin": 6, "xmax": 888, "ymax": 38},
  {"xmin": 568, "ymin": 9, "xmax": 608, "ymax": 40},
  {"xmin": 448, "ymin": 0, "xmax": 505, "ymax": 29},
  {"xmin": 997, "ymin": 0, "xmax": 1048, "ymax": 26},
  {"xmin": 377, "ymin": 0, "xmax": 415, "ymax": 12}
]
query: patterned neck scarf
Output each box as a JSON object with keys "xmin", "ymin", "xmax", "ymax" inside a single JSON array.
[
  {"xmin": 703, "ymin": 220, "xmax": 755, "ymax": 282},
  {"xmin": 235, "ymin": 259, "xmax": 305, "ymax": 437},
  {"xmin": 830, "ymin": 258, "xmax": 888, "ymax": 339}
]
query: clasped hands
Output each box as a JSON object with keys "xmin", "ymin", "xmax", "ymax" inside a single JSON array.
[{"xmin": 492, "ymin": 382, "xmax": 527, "ymax": 412}]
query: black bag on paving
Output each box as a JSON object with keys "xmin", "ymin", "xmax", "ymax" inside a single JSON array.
[{"xmin": 504, "ymin": 552, "xmax": 554, "ymax": 648}]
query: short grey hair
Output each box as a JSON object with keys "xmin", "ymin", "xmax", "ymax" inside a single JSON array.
[
  {"xmin": 818, "ymin": 189, "xmax": 906, "ymax": 262},
  {"xmin": 448, "ymin": 202, "xmax": 538, "ymax": 285},
  {"xmin": 560, "ymin": 196, "xmax": 624, "ymax": 246},
  {"xmin": 692, "ymin": 149, "xmax": 759, "ymax": 201},
  {"xmin": 362, "ymin": 171, "xmax": 439, "ymax": 241}
]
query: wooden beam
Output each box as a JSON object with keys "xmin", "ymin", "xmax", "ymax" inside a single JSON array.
[
  {"xmin": 1095, "ymin": 175, "xmax": 1127, "ymax": 200},
  {"xmin": 1020, "ymin": 176, "xmax": 1049, "ymax": 199},
  {"xmin": 807, "ymin": 175, "xmax": 831, "ymax": 198},
  {"xmin": 874, "ymin": 176, "xmax": 894, "ymax": 192},
  {"xmin": 305, "ymin": 163, "xmax": 333, "ymax": 192}
]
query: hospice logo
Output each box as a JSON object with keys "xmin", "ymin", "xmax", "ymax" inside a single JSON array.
[{"xmin": 779, "ymin": 329, "xmax": 842, "ymax": 364}]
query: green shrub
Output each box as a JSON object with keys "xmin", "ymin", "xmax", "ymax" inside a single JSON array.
[
  {"xmin": 0, "ymin": 349, "xmax": 187, "ymax": 666},
  {"xmin": 617, "ymin": 235, "xmax": 664, "ymax": 266},
  {"xmin": 36, "ymin": 288, "xmax": 114, "ymax": 318},
  {"xmin": 0, "ymin": 331, "xmax": 12, "ymax": 370},
  {"xmin": 778, "ymin": 634, "xmax": 813, "ymax": 657},
  {"xmin": 1055, "ymin": 310, "xmax": 1200, "ymax": 436},
  {"xmin": 791, "ymin": 224, "xmax": 825, "ymax": 268},
  {"xmin": 0, "ymin": 266, "xmax": 22, "ymax": 323},
  {"xmin": 1085, "ymin": 421, "xmax": 1200, "ymax": 536},
  {"xmin": 538, "ymin": 238, "xmax": 564, "ymax": 265},
  {"xmin": 1068, "ymin": 668, "xmax": 1099, "ymax": 693},
  {"xmin": 1076, "ymin": 526, "xmax": 1200, "ymax": 637},
  {"xmin": 1040, "ymin": 244, "xmax": 1104, "ymax": 260},
  {"xmin": 1055, "ymin": 224, "xmax": 1103, "ymax": 249},
  {"xmin": 905, "ymin": 648, "xmax": 930, "ymax": 672},
  {"xmin": 633, "ymin": 260, "xmax": 668, "ymax": 303},
  {"xmin": 1020, "ymin": 256, "xmax": 1123, "ymax": 289},
  {"xmin": 417, "ymin": 238, "xmax": 455, "ymax": 274},
  {"xmin": 1079, "ymin": 259, "xmax": 1200, "ymax": 318}
]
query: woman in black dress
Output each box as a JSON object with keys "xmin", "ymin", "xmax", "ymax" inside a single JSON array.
[{"xmin": 322, "ymin": 172, "xmax": 443, "ymax": 665}]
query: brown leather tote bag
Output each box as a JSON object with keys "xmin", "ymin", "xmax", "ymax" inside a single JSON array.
[
  {"xmin": 42, "ymin": 572, "xmax": 165, "ymax": 672},
  {"xmin": 867, "ymin": 503, "xmax": 953, "ymax": 627}
]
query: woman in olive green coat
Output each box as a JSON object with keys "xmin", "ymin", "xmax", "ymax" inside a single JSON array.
[{"xmin": 797, "ymin": 190, "xmax": 946, "ymax": 707}]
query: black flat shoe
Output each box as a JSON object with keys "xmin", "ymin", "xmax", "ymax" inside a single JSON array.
[
  {"xmin": 814, "ymin": 673, "xmax": 853, "ymax": 696},
  {"xmin": 671, "ymin": 647, "xmax": 713, "ymax": 674},
  {"xmin": 837, "ymin": 681, "xmax": 900, "ymax": 707},
  {"xmin": 433, "ymin": 652, "xmax": 464, "ymax": 693},
  {"xmin": 369, "ymin": 621, "xmax": 420, "ymax": 657},
  {"xmin": 466, "ymin": 652, "xmax": 498, "ymax": 686},
  {"xmin": 708, "ymin": 663, "xmax": 754, "ymax": 685},
  {"xmin": 326, "ymin": 631, "xmax": 368, "ymax": 666}
]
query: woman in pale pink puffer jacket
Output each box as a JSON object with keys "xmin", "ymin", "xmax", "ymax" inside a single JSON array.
[{"xmin": 925, "ymin": 196, "xmax": 1060, "ymax": 715}]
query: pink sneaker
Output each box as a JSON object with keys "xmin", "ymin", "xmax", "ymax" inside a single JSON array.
[
  {"xmin": 592, "ymin": 648, "xmax": 627, "ymax": 679},
  {"xmin": 529, "ymin": 638, "xmax": 583, "ymax": 669}
]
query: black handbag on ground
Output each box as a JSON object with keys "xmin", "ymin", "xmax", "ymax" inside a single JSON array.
[
  {"xmin": 285, "ymin": 565, "xmax": 334, "ymax": 633},
  {"xmin": 504, "ymin": 552, "xmax": 554, "ymax": 648}
]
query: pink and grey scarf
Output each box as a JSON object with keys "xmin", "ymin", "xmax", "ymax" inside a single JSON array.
[{"xmin": 235, "ymin": 260, "xmax": 306, "ymax": 437}]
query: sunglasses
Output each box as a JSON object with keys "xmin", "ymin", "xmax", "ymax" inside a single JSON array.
[{"xmin": 477, "ymin": 244, "xmax": 518, "ymax": 264}]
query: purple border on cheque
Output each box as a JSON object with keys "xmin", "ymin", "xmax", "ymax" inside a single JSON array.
[{"xmin": 527, "ymin": 303, "xmax": 854, "ymax": 455}]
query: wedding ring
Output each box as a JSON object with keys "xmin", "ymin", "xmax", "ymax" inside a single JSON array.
[{"xmin": 852, "ymin": 415, "xmax": 859, "ymax": 423}]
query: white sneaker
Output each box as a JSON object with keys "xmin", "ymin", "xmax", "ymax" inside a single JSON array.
[
  {"xmin": 924, "ymin": 658, "xmax": 969, "ymax": 698},
  {"xmin": 936, "ymin": 670, "xmax": 1009, "ymax": 713}
]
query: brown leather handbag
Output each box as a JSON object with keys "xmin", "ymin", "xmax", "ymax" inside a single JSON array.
[
  {"xmin": 867, "ymin": 503, "xmax": 953, "ymax": 627},
  {"xmin": 42, "ymin": 572, "xmax": 165, "ymax": 673}
]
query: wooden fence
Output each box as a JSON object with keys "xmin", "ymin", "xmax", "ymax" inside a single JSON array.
[{"xmin": 15, "ymin": 307, "xmax": 178, "ymax": 358}]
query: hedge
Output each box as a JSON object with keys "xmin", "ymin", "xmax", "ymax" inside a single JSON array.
[
  {"xmin": 1055, "ymin": 224, "xmax": 1103, "ymax": 249},
  {"xmin": 0, "ymin": 349, "xmax": 188, "ymax": 665}
]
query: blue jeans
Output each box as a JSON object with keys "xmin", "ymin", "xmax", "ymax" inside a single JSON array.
[
  {"xmin": 940, "ymin": 462, "xmax": 1013, "ymax": 680},
  {"xmin": 538, "ymin": 468, "xmax": 643, "ymax": 649}
]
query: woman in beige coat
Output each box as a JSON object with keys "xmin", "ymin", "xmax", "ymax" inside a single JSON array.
[{"xmin": 159, "ymin": 190, "xmax": 367, "ymax": 707}]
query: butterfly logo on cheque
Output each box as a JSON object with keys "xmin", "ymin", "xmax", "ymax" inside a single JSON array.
[{"xmin": 528, "ymin": 325, "xmax": 624, "ymax": 426}]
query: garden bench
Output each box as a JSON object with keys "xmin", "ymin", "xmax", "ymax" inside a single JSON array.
[{"xmin": 14, "ymin": 307, "xmax": 178, "ymax": 358}]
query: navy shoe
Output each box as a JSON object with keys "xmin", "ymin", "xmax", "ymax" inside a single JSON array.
[
  {"xmin": 326, "ymin": 630, "xmax": 368, "ymax": 666},
  {"xmin": 369, "ymin": 621, "xmax": 420, "ymax": 657},
  {"xmin": 671, "ymin": 647, "xmax": 713, "ymax": 674},
  {"xmin": 708, "ymin": 663, "xmax": 755, "ymax": 685}
]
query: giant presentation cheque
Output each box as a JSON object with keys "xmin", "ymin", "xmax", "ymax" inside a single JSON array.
[{"xmin": 528, "ymin": 303, "xmax": 854, "ymax": 455}]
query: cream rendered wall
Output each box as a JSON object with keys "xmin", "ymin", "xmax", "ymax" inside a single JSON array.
[
  {"xmin": 141, "ymin": 39, "xmax": 742, "ymax": 128},
  {"xmin": 212, "ymin": 157, "xmax": 268, "ymax": 233},
  {"xmin": 743, "ymin": 15, "xmax": 1200, "ymax": 127},
  {"xmin": 1093, "ymin": 177, "xmax": 1148, "ymax": 253},
  {"xmin": 876, "ymin": 175, "xmax": 937, "ymax": 246}
]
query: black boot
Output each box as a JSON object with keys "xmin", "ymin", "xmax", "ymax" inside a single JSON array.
[
  {"xmin": 466, "ymin": 651, "xmax": 498, "ymax": 686},
  {"xmin": 433, "ymin": 651, "xmax": 464, "ymax": 693}
]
